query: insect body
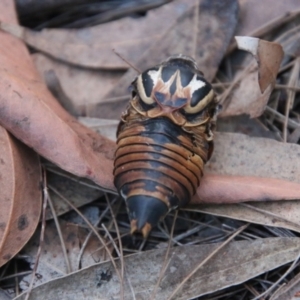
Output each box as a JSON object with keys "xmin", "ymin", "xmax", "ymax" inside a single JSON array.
[{"xmin": 114, "ymin": 55, "xmax": 219, "ymax": 237}]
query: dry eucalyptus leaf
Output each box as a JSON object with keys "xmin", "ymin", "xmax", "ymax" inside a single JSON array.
[
  {"xmin": 194, "ymin": 200, "xmax": 300, "ymax": 233},
  {"xmin": 0, "ymin": 125, "xmax": 41, "ymax": 267},
  {"xmin": 0, "ymin": 0, "xmax": 116, "ymax": 192},
  {"xmin": 208, "ymin": 132, "xmax": 300, "ymax": 182},
  {"xmin": 0, "ymin": 0, "xmax": 194, "ymax": 69},
  {"xmin": 88, "ymin": 0, "xmax": 239, "ymax": 119},
  {"xmin": 195, "ymin": 175, "xmax": 300, "ymax": 204},
  {"xmin": 15, "ymin": 238, "xmax": 300, "ymax": 300},
  {"xmin": 20, "ymin": 218, "xmax": 110, "ymax": 290},
  {"xmin": 235, "ymin": 36, "xmax": 283, "ymax": 92}
]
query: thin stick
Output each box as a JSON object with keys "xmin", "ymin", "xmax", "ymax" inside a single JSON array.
[
  {"xmin": 166, "ymin": 224, "xmax": 249, "ymax": 300},
  {"xmin": 113, "ymin": 49, "xmax": 140, "ymax": 73},
  {"xmin": 24, "ymin": 169, "xmax": 48, "ymax": 300}
]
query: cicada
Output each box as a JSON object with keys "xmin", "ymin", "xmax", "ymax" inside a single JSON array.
[{"xmin": 114, "ymin": 54, "xmax": 219, "ymax": 237}]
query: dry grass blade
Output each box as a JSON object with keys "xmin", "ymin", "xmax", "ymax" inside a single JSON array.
[{"xmin": 166, "ymin": 224, "xmax": 249, "ymax": 300}]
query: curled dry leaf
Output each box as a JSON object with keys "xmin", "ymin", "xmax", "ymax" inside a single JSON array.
[
  {"xmin": 88, "ymin": 0, "xmax": 239, "ymax": 119},
  {"xmin": 15, "ymin": 238, "xmax": 300, "ymax": 300},
  {"xmin": 220, "ymin": 37, "xmax": 283, "ymax": 118},
  {"xmin": 235, "ymin": 36, "xmax": 283, "ymax": 93},
  {"xmin": 0, "ymin": 125, "xmax": 41, "ymax": 267},
  {"xmin": 0, "ymin": 0, "xmax": 116, "ymax": 193}
]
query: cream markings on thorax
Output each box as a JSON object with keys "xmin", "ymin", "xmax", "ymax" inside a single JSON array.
[{"xmin": 188, "ymin": 74, "xmax": 206, "ymax": 96}]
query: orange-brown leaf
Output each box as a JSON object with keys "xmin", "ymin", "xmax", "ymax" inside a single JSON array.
[
  {"xmin": 0, "ymin": 0, "xmax": 116, "ymax": 192},
  {"xmin": 193, "ymin": 174, "xmax": 300, "ymax": 204},
  {"xmin": 0, "ymin": 125, "xmax": 41, "ymax": 267}
]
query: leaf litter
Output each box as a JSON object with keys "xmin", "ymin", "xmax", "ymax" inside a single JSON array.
[
  {"xmin": 14, "ymin": 238, "xmax": 300, "ymax": 300},
  {"xmin": 1, "ymin": 0, "xmax": 300, "ymax": 299}
]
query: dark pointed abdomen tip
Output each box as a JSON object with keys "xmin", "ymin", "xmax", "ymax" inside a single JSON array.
[{"xmin": 127, "ymin": 195, "xmax": 168, "ymax": 237}]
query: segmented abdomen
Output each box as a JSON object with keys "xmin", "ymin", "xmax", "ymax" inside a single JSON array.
[{"xmin": 114, "ymin": 117, "xmax": 209, "ymax": 233}]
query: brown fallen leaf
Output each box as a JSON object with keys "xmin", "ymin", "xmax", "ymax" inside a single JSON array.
[
  {"xmin": 0, "ymin": 0, "xmax": 116, "ymax": 192},
  {"xmin": 194, "ymin": 175, "xmax": 300, "ymax": 204},
  {"xmin": 14, "ymin": 238, "xmax": 300, "ymax": 299},
  {"xmin": 87, "ymin": 0, "xmax": 239, "ymax": 119},
  {"xmin": 0, "ymin": 0, "xmax": 194, "ymax": 69},
  {"xmin": 0, "ymin": 125, "xmax": 41, "ymax": 267}
]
